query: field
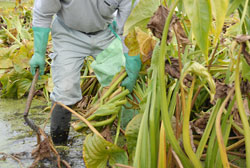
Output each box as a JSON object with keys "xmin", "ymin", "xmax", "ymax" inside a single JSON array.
[{"xmin": 0, "ymin": 0, "xmax": 250, "ymax": 168}]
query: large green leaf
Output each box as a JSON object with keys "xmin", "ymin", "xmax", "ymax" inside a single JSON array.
[
  {"xmin": 83, "ymin": 134, "xmax": 128, "ymax": 168},
  {"xmin": 184, "ymin": 0, "xmax": 212, "ymax": 63},
  {"xmin": 211, "ymin": 0, "xmax": 229, "ymax": 44},
  {"xmin": 125, "ymin": 113, "xmax": 143, "ymax": 162},
  {"xmin": 16, "ymin": 78, "xmax": 32, "ymax": 99},
  {"xmin": 123, "ymin": 0, "xmax": 160, "ymax": 35},
  {"xmin": 0, "ymin": 69, "xmax": 33, "ymax": 98}
]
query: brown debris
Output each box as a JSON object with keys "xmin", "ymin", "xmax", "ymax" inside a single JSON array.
[
  {"xmin": 240, "ymin": 80, "xmax": 250, "ymax": 96},
  {"xmin": 214, "ymin": 81, "xmax": 232, "ymax": 100},
  {"xmin": 242, "ymin": 43, "xmax": 250, "ymax": 65},
  {"xmin": 234, "ymin": 35, "xmax": 250, "ymax": 66},
  {"xmin": 29, "ymin": 129, "xmax": 71, "ymax": 168},
  {"xmin": 165, "ymin": 57, "xmax": 192, "ymax": 83},
  {"xmin": 234, "ymin": 35, "xmax": 250, "ymax": 43},
  {"xmin": 101, "ymin": 126, "xmax": 113, "ymax": 142},
  {"xmin": 191, "ymin": 112, "xmax": 210, "ymax": 135}
]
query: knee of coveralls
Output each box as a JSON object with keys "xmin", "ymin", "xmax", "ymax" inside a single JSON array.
[
  {"xmin": 49, "ymin": 54, "xmax": 84, "ymax": 106},
  {"xmin": 49, "ymin": 17, "xmax": 92, "ymax": 106}
]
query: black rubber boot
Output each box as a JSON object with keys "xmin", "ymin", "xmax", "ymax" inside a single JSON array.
[{"xmin": 50, "ymin": 103, "xmax": 72, "ymax": 146}]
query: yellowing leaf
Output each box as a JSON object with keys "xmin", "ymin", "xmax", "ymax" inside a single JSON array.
[
  {"xmin": 124, "ymin": 29, "xmax": 140, "ymax": 56},
  {"xmin": 135, "ymin": 28, "xmax": 157, "ymax": 61},
  {"xmin": 125, "ymin": 27, "xmax": 157, "ymax": 63}
]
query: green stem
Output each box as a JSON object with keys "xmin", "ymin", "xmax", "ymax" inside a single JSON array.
[
  {"xmin": 74, "ymin": 114, "xmax": 117, "ymax": 130},
  {"xmin": 107, "ymin": 89, "xmax": 130, "ymax": 104},
  {"xmin": 215, "ymin": 89, "xmax": 234, "ymax": 168},
  {"xmin": 235, "ymin": 46, "xmax": 250, "ymax": 168},
  {"xmin": 159, "ymin": 0, "xmax": 192, "ymax": 167},
  {"xmin": 100, "ymin": 71, "xmax": 127, "ymax": 104},
  {"xmin": 114, "ymin": 111, "xmax": 121, "ymax": 145},
  {"xmin": 196, "ymin": 99, "xmax": 222, "ymax": 158},
  {"xmin": 238, "ymin": 0, "xmax": 249, "ymax": 34},
  {"xmin": 183, "ymin": 76, "xmax": 202, "ymax": 168}
]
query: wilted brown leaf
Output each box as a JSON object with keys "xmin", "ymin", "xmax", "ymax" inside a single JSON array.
[
  {"xmin": 147, "ymin": 5, "xmax": 176, "ymax": 43},
  {"xmin": 147, "ymin": 4, "xmax": 189, "ymax": 49}
]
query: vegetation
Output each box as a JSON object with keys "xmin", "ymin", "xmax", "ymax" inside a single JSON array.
[{"xmin": 0, "ymin": 0, "xmax": 250, "ymax": 167}]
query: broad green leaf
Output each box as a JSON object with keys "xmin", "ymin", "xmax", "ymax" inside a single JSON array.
[
  {"xmin": 124, "ymin": 0, "xmax": 160, "ymax": 35},
  {"xmin": 125, "ymin": 113, "xmax": 143, "ymax": 162},
  {"xmin": 180, "ymin": 61, "xmax": 216, "ymax": 102},
  {"xmin": 83, "ymin": 134, "xmax": 128, "ymax": 168},
  {"xmin": 184, "ymin": 0, "xmax": 212, "ymax": 64},
  {"xmin": 211, "ymin": 0, "xmax": 229, "ymax": 44},
  {"xmin": 16, "ymin": 78, "xmax": 32, "ymax": 98}
]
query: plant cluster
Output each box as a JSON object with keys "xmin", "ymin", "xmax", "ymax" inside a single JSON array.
[{"xmin": 0, "ymin": 0, "xmax": 250, "ymax": 168}]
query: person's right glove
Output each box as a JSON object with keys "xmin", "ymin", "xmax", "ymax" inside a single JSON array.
[
  {"xmin": 121, "ymin": 53, "xmax": 142, "ymax": 92},
  {"xmin": 29, "ymin": 27, "xmax": 50, "ymax": 76}
]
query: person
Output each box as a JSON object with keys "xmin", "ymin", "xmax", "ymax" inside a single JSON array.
[{"xmin": 29, "ymin": 0, "xmax": 141, "ymax": 145}]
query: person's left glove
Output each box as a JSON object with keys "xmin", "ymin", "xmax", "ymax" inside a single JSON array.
[
  {"xmin": 121, "ymin": 53, "xmax": 142, "ymax": 92},
  {"xmin": 29, "ymin": 27, "xmax": 50, "ymax": 76}
]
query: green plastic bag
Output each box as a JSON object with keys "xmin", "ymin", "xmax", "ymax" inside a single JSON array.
[{"xmin": 91, "ymin": 25, "xmax": 125, "ymax": 87}]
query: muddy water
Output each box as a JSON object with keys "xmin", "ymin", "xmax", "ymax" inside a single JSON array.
[{"xmin": 0, "ymin": 98, "xmax": 85, "ymax": 168}]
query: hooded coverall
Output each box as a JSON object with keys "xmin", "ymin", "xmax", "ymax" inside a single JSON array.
[{"xmin": 32, "ymin": 0, "xmax": 139, "ymax": 145}]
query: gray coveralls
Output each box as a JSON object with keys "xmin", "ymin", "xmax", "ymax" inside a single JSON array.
[
  {"xmin": 32, "ymin": 0, "xmax": 137, "ymax": 145},
  {"xmin": 33, "ymin": 0, "xmax": 135, "ymax": 105}
]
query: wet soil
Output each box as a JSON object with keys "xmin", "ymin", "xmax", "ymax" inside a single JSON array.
[{"xmin": 0, "ymin": 98, "xmax": 85, "ymax": 168}]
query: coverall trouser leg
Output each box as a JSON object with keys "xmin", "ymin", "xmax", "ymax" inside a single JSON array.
[{"xmin": 49, "ymin": 17, "xmax": 115, "ymax": 144}]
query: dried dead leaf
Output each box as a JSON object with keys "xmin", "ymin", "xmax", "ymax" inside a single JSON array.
[{"xmin": 147, "ymin": 5, "xmax": 176, "ymax": 43}]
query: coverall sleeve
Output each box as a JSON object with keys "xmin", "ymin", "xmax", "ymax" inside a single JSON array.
[
  {"xmin": 116, "ymin": 0, "xmax": 139, "ymax": 53},
  {"xmin": 116, "ymin": 0, "xmax": 139, "ymax": 36},
  {"xmin": 32, "ymin": 0, "xmax": 61, "ymax": 28}
]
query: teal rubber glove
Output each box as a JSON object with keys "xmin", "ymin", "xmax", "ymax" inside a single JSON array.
[
  {"xmin": 121, "ymin": 53, "xmax": 142, "ymax": 92},
  {"xmin": 29, "ymin": 27, "xmax": 50, "ymax": 76}
]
